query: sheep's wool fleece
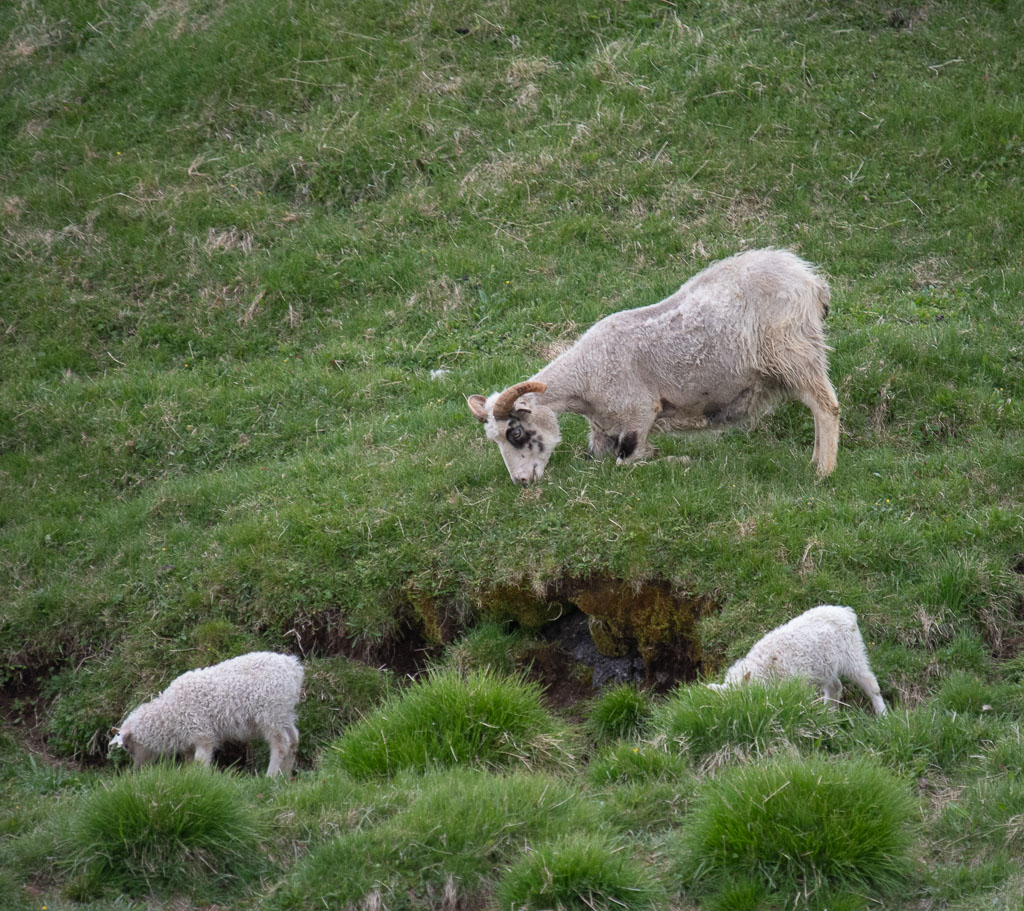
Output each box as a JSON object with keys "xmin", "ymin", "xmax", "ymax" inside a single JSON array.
[
  {"xmin": 725, "ymin": 605, "xmax": 871, "ymax": 685},
  {"xmin": 121, "ymin": 651, "xmax": 303, "ymax": 752}
]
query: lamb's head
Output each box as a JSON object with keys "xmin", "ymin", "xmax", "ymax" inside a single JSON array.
[
  {"xmin": 467, "ymin": 381, "xmax": 561, "ymax": 484},
  {"xmin": 110, "ymin": 710, "xmax": 157, "ymax": 765},
  {"xmin": 720, "ymin": 661, "xmax": 754, "ymax": 687}
]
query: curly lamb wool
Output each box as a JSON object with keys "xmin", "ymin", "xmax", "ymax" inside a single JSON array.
[
  {"xmin": 111, "ymin": 651, "xmax": 304, "ymax": 776},
  {"xmin": 709, "ymin": 605, "xmax": 888, "ymax": 715}
]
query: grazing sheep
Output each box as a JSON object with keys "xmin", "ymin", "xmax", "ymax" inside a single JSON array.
[
  {"xmin": 708, "ymin": 605, "xmax": 887, "ymax": 715},
  {"xmin": 110, "ymin": 651, "xmax": 304, "ymax": 776},
  {"xmin": 467, "ymin": 248, "xmax": 839, "ymax": 484}
]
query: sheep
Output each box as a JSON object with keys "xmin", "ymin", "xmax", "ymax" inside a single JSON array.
[
  {"xmin": 466, "ymin": 248, "xmax": 839, "ymax": 484},
  {"xmin": 707, "ymin": 605, "xmax": 888, "ymax": 715},
  {"xmin": 109, "ymin": 651, "xmax": 304, "ymax": 776}
]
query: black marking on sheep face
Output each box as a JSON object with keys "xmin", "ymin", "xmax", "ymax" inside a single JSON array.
[
  {"xmin": 505, "ymin": 419, "xmax": 544, "ymax": 454},
  {"xmin": 616, "ymin": 431, "xmax": 638, "ymax": 460},
  {"xmin": 485, "ymin": 402, "xmax": 561, "ymax": 483}
]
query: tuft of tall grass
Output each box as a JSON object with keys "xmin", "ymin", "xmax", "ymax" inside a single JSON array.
[
  {"xmin": 494, "ymin": 833, "xmax": 665, "ymax": 911},
  {"xmin": 62, "ymin": 763, "xmax": 268, "ymax": 899},
  {"xmin": 587, "ymin": 738, "xmax": 688, "ymax": 785},
  {"xmin": 440, "ymin": 621, "xmax": 530, "ymax": 676},
  {"xmin": 934, "ymin": 670, "xmax": 1022, "ymax": 716},
  {"xmin": 326, "ymin": 666, "xmax": 574, "ymax": 778},
  {"xmin": 674, "ymin": 755, "xmax": 917, "ymax": 906},
  {"xmin": 585, "ymin": 683, "xmax": 655, "ymax": 741},
  {"xmin": 837, "ymin": 705, "xmax": 1006, "ymax": 776},
  {"xmin": 651, "ymin": 679, "xmax": 837, "ymax": 768},
  {"xmin": 271, "ymin": 768, "xmax": 605, "ymax": 911},
  {"xmin": 297, "ymin": 656, "xmax": 395, "ymax": 762}
]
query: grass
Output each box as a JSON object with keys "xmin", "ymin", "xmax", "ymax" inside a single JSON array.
[
  {"xmin": 651, "ymin": 678, "xmax": 838, "ymax": 767},
  {"xmin": 493, "ymin": 832, "xmax": 665, "ymax": 911},
  {"xmin": 325, "ymin": 666, "xmax": 575, "ymax": 778},
  {"xmin": 585, "ymin": 683, "xmax": 656, "ymax": 742},
  {"xmin": 673, "ymin": 755, "xmax": 917, "ymax": 907},
  {"xmin": 61, "ymin": 763, "xmax": 269, "ymax": 900},
  {"xmin": 1, "ymin": 0, "xmax": 1023, "ymax": 908},
  {"xmin": 269, "ymin": 768, "xmax": 607, "ymax": 911}
]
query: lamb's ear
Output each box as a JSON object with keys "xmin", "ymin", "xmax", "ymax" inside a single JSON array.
[
  {"xmin": 467, "ymin": 394, "xmax": 490, "ymax": 422},
  {"xmin": 742, "ymin": 671, "xmax": 751, "ymax": 683}
]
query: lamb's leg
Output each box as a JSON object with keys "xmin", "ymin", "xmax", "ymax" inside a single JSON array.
[
  {"xmin": 587, "ymin": 425, "xmax": 618, "ymax": 458},
  {"xmin": 613, "ymin": 422, "xmax": 653, "ymax": 466},
  {"xmin": 266, "ymin": 727, "xmax": 298, "ymax": 777},
  {"xmin": 192, "ymin": 741, "xmax": 216, "ymax": 767},
  {"xmin": 852, "ymin": 670, "xmax": 888, "ymax": 716},
  {"xmin": 280, "ymin": 724, "xmax": 299, "ymax": 776},
  {"xmin": 822, "ymin": 678, "xmax": 843, "ymax": 707},
  {"xmin": 797, "ymin": 378, "xmax": 840, "ymax": 477}
]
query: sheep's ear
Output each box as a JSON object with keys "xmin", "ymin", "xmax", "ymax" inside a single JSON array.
[
  {"xmin": 742, "ymin": 671, "xmax": 752, "ymax": 683},
  {"xmin": 467, "ymin": 395, "xmax": 490, "ymax": 422}
]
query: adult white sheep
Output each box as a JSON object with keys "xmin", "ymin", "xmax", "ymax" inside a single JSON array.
[
  {"xmin": 467, "ymin": 248, "xmax": 839, "ymax": 484},
  {"xmin": 110, "ymin": 651, "xmax": 304, "ymax": 776},
  {"xmin": 708, "ymin": 605, "xmax": 888, "ymax": 715}
]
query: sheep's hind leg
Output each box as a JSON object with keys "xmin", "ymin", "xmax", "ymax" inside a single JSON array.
[
  {"xmin": 798, "ymin": 379, "xmax": 840, "ymax": 477},
  {"xmin": 853, "ymin": 671, "xmax": 888, "ymax": 716}
]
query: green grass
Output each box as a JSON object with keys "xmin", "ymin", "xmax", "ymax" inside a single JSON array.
[
  {"xmin": 673, "ymin": 755, "xmax": 917, "ymax": 907},
  {"xmin": 585, "ymin": 683, "xmax": 656, "ymax": 742},
  {"xmin": 2, "ymin": 0, "xmax": 1024, "ymax": 907},
  {"xmin": 494, "ymin": 832, "xmax": 665, "ymax": 911},
  {"xmin": 651, "ymin": 679, "xmax": 838, "ymax": 767},
  {"xmin": 61, "ymin": 763, "xmax": 269, "ymax": 899},
  {"xmin": 326, "ymin": 667, "xmax": 575, "ymax": 777},
  {"xmin": 270, "ymin": 768, "xmax": 607, "ymax": 911}
]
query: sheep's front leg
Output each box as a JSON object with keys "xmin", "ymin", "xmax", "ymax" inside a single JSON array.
[
  {"xmin": 266, "ymin": 726, "xmax": 298, "ymax": 777},
  {"xmin": 822, "ymin": 678, "xmax": 843, "ymax": 707},
  {"xmin": 192, "ymin": 741, "xmax": 216, "ymax": 767},
  {"xmin": 587, "ymin": 425, "xmax": 618, "ymax": 458},
  {"xmin": 614, "ymin": 427, "xmax": 653, "ymax": 465}
]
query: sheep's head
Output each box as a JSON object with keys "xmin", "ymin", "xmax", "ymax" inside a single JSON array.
[
  {"xmin": 110, "ymin": 715, "xmax": 156, "ymax": 765},
  {"xmin": 467, "ymin": 381, "xmax": 561, "ymax": 484}
]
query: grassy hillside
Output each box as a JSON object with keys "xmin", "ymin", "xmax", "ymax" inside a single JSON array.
[{"xmin": 2, "ymin": 0, "xmax": 1023, "ymax": 908}]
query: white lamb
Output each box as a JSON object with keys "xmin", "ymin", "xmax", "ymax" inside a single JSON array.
[
  {"xmin": 110, "ymin": 651, "xmax": 304, "ymax": 776},
  {"xmin": 708, "ymin": 605, "xmax": 888, "ymax": 715},
  {"xmin": 467, "ymin": 248, "xmax": 840, "ymax": 484}
]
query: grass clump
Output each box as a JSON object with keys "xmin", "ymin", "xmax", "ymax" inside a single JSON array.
[
  {"xmin": 674, "ymin": 755, "xmax": 917, "ymax": 907},
  {"xmin": 271, "ymin": 768, "xmax": 604, "ymax": 911},
  {"xmin": 586, "ymin": 683, "xmax": 655, "ymax": 741},
  {"xmin": 441, "ymin": 621, "xmax": 530, "ymax": 676},
  {"xmin": 326, "ymin": 667, "xmax": 573, "ymax": 778},
  {"xmin": 494, "ymin": 833, "xmax": 664, "ymax": 911},
  {"xmin": 651, "ymin": 679, "xmax": 836, "ymax": 768},
  {"xmin": 587, "ymin": 739, "xmax": 688, "ymax": 785},
  {"xmin": 934, "ymin": 671, "xmax": 1021, "ymax": 716},
  {"xmin": 297, "ymin": 656, "xmax": 395, "ymax": 762},
  {"xmin": 838, "ymin": 706, "xmax": 1004, "ymax": 777},
  {"xmin": 62, "ymin": 763, "xmax": 268, "ymax": 899}
]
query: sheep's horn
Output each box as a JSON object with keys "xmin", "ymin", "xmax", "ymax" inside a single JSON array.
[{"xmin": 492, "ymin": 381, "xmax": 547, "ymax": 419}]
